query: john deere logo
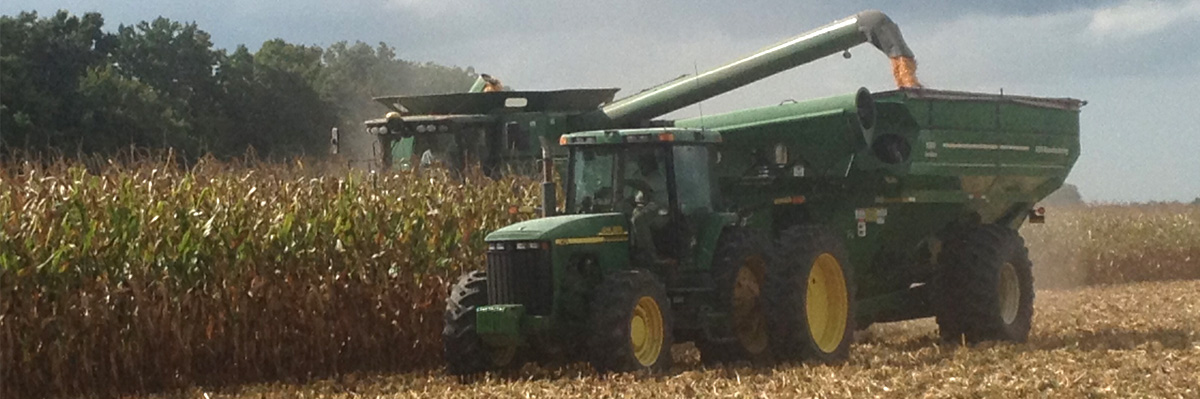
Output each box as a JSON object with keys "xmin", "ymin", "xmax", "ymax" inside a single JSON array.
[{"xmin": 598, "ymin": 226, "xmax": 627, "ymax": 236}]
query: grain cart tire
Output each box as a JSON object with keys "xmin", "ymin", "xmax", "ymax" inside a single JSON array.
[
  {"xmin": 443, "ymin": 270, "xmax": 521, "ymax": 375},
  {"xmin": 765, "ymin": 226, "xmax": 856, "ymax": 363},
  {"xmin": 696, "ymin": 228, "xmax": 773, "ymax": 366},
  {"xmin": 934, "ymin": 224, "xmax": 1034, "ymax": 343},
  {"xmin": 588, "ymin": 270, "xmax": 674, "ymax": 372}
]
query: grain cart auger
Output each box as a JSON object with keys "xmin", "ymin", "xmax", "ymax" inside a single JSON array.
[{"xmin": 441, "ymin": 10, "xmax": 1084, "ymax": 375}]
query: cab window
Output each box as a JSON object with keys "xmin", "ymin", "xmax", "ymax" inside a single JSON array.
[
  {"xmin": 568, "ymin": 147, "xmax": 618, "ymax": 213},
  {"xmin": 621, "ymin": 147, "xmax": 669, "ymax": 209},
  {"xmin": 672, "ymin": 145, "xmax": 714, "ymax": 214}
]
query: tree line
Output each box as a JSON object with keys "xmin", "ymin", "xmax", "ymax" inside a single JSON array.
[{"xmin": 1, "ymin": 10, "xmax": 476, "ymax": 160}]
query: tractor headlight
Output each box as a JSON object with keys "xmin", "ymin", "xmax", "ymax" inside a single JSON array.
[{"xmin": 487, "ymin": 241, "xmax": 545, "ymax": 251}]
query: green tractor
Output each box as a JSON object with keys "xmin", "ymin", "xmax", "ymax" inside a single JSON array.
[{"xmin": 441, "ymin": 11, "xmax": 1083, "ymax": 373}]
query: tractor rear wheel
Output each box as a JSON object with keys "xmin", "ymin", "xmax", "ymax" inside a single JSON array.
[
  {"xmin": 696, "ymin": 228, "xmax": 773, "ymax": 365},
  {"xmin": 765, "ymin": 226, "xmax": 856, "ymax": 363},
  {"xmin": 443, "ymin": 270, "xmax": 521, "ymax": 376},
  {"xmin": 588, "ymin": 270, "xmax": 674, "ymax": 372},
  {"xmin": 934, "ymin": 224, "xmax": 1034, "ymax": 343}
]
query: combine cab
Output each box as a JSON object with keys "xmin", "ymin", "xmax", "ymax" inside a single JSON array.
[{"xmin": 364, "ymin": 89, "xmax": 618, "ymax": 174}]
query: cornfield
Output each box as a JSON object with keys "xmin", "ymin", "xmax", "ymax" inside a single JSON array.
[
  {"xmin": 1, "ymin": 157, "xmax": 1197, "ymax": 398},
  {"xmin": 1022, "ymin": 204, "xmax": 1200, "ymax": 288},
  {"xmin": 0, "ymin": 156, "xmax": 539, "ymax": 398}
]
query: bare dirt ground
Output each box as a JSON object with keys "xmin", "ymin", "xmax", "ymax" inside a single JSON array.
[{"xmin": 154, "ymin": 280, "xmax": 1200, "ymax": 399}]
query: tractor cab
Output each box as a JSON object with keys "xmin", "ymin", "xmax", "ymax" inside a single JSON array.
[{"xmin": 561, "ymin": 128, "xmax": 722, "ymax": 266}]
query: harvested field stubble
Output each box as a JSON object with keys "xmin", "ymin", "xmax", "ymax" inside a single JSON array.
[{"xmin": 152, "ymin": 280, "xmax": 1200, "ymax": 399}]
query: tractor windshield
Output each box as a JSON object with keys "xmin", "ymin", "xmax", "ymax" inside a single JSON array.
[
  {"xmin": 568, "ymin": 146, "xmax": 619, "ymax": 213},
  {"xmin": 568, "ymin": 145, "xmax": 671, "ymax": 214}
]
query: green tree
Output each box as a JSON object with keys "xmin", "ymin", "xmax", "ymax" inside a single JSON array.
[
  {"xmin": 110, "ymin": 17, "xmax": 223, "ymax": 155},
  {"xmin": 112, "ymin": 18, "xmax": 220, "ymax": 104},
  {"xmin": 255, "ymin": 39, "xmax": 324, "ymax": 84},
  {"xmin": 76, "ymin": 65, "xmax": 185, "ymax": 153},
  {"xmin": 0, "ymin": 11, "xmax": 113, "ymax": 153},
  {"xmin": 2, "ymin": 10, "xmax": 475, "ymax": 161},
  {"xmin": 1041, "ymin": 183, "xmax": 1084, "ymax": 207},
  {"xmin": 210, "ymin": 41, "xmax": 338, "ymax": 158}
]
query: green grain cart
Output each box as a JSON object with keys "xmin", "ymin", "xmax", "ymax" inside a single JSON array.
[{"xmin": 441, "ymin": 11, "xmax": 1083, "ymax": 373}]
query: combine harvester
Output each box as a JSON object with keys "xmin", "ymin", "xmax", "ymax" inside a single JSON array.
[{"xmin": 375, "ymin": 10, "xmax": 1083, "ymax": 373}]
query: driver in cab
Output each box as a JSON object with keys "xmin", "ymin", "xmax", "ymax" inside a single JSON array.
[{"xmin": 628, "ymin": 152, "xmax": 671, "ymax": 265}]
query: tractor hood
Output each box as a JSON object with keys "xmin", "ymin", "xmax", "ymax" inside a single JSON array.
[{"xmin": 485, "ymin": 213, "xmax": 630, "ymax": 244}]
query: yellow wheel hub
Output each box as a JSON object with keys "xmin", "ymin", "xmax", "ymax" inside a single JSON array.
[
  {"xmin": 999, "ymin": 262, "xmax": 1020, "ymax": 325},
  {"xmin": 630, "ymin": 296, "xmax": 665, "ymax": 367},
  {"xmin": 806, "ymin": 253, "xmax": 849, "ymax": 353},
  {"xmin": 733, "ymin": 257, "xmax": 769, "ymax": 354}
]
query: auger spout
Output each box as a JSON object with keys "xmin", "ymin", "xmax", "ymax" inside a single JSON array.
[{"xmin": 595, "ymin": 10, "xmax": 916, "ymax": 127}]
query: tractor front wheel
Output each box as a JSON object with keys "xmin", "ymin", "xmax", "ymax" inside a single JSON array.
[
  {"xmin": 443, "ymin": 270, "xmax": 521, "ymax": 375},
  {"xmin": 588, "ymin": 270, "xmax": 674, "ymax": 372}
]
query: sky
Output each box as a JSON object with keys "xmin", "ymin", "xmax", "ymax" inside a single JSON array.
[{"xmin": 4, "ymin": 0, "xmax": 1199, "ymax": 202}]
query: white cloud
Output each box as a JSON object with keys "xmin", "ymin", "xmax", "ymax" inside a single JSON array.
[{"xmin": 1087, "ymin": 0, "xmax": 1200, "ymax": 39}]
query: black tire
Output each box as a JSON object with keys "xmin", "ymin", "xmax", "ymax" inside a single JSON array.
[
  {"xmin": 443, "ymin": 270, "xmax": 521, "ymax": 376},
  {"xmin": 933, "ymin": 224, "xmax": 1034, "ymax": 343},
  {"xmin": 696, "ymin": 228, "xmax": 773, "ymax": 365},
  {"xmin": 588, "ymin": 270, "xmax": 674, "ymax": 372},
  {"xmin": 765, "ymin": 226, "xmax": 856, "ymax": 363}
]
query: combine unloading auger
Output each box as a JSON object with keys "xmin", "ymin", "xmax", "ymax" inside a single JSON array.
[{"xmin": 595, "ymin": 10, "xmax": 919, "ymax": 127}]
